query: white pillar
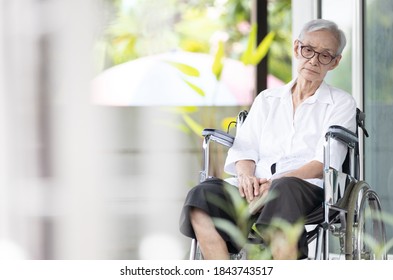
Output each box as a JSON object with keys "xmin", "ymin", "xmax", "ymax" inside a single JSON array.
[
  {"xmin": 48, "ymin": 0, "xmax": 111, "ymax": 259},
  {"xmin": 0, "ymin": 0, "xmax": 113, "ymax": 259},
  {"xmin": 291, "ymin": 0, "xmax": 320, "ymax": 77},
  {"xmin": 0, "ymin": 0, "xmax": 41, "ymax": 259}
]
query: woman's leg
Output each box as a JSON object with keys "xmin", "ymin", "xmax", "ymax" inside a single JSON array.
[
  {"xmin": 255, "ymin": 177, "xmax": 324, "ymax": 259},
  {"xmin": 179, "ymin": 178, "xmax": 244, "ymax": 258},
  {"xmin": 190, "ymin": 208, "xmax": 229, "ymax": 259}
]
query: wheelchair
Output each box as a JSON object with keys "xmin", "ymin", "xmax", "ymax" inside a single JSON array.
[{"xmin": 189, "ymin": 108, "xmax": 387, "ymax": 260}]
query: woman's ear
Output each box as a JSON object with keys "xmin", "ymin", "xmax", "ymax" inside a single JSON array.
[
  {"xmin": 293, "ymin": 39, "xmax": 300, "ymax": 59},
  {"xmin": 329, "ymin": 54, "xmax": 342, "ymax": 70}
]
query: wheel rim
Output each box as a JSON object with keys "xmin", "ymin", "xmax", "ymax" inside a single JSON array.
[
  {"xmin": 345, "ymin": 181, "xmax": 369, "ymax": 259},
  {"xmin": 345, "ymin": 181, "xmax": 387, "ymax": 260},
  {"xmin": 356, "ymin": 190, "xmax": 387, "ymax": 260}
]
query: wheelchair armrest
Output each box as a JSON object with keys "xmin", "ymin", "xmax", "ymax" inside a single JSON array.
[
  {"xmin": 202, "ymin": 128, "xmax": 235, "ymax": 148},
  {"xmin": 325, "ymin": 125, "xmax": 358, "ymax": 149}
]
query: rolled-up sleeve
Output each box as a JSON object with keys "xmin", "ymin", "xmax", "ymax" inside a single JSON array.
[
  {"xmin": 224, "ymin": 134, "xmax": 259, "ymax": 175},
  {"xmin": 313, "ymin": 91, "xmax": 357, "ymax": 170},
  {"xmin": 224, "ymin": 94, "xmax": 265, "ymax": 175}
]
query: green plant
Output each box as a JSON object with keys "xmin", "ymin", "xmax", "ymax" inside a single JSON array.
[
  {"xmin": 362, "ymin": 211, "xmax": 393, "ymax": 259},
  {"xmin": 207, "ymin": 182, "xmax": 302, "ymax": 260}
]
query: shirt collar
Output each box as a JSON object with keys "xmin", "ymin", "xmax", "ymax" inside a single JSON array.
[
  {"xmin": 265, "ymin": 79, "xmax": 334, "ymax": 104},
  {"xmin": 307, "ymin": 81, "xmax": 334, "ymax": 104},
  {"xmin": 265, "ymin": 79, "xmax": 295, "ymax": 99}
]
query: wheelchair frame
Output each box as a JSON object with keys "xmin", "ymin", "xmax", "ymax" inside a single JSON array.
[{"xmin": 189, "ymin": 109, "xmax": 387, "ymax": 260}]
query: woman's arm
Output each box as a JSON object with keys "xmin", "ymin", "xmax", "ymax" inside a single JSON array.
[{"xmin": 280, "ymin": 160, "xmax": 323, "ymax": 180}]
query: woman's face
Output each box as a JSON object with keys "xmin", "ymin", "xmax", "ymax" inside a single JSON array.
[{"xmin": 294, "ymin": 30, "xmax": 342, "ymax": 83}]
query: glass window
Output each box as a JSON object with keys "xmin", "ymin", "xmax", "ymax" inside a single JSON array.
[
  {"xmin": 321, "ymin": 0, "xmax": 353, "ymax": 93},
  {"xmin": 364, "ymin": 0, "xmax": 393, "ymax": 251}
]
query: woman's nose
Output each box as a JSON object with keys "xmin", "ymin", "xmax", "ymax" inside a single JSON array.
[{"xmin": 308, "ymin": 54, "xmax": 319, "ymax": 65}]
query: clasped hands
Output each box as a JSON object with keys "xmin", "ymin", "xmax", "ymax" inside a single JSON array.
[{"xmin": 237, "ymin": 174, "xmax": 272, "ymax": 203}]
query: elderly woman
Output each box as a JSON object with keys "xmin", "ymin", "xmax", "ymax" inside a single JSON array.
[{"xmin": 179, "ymin": 19, "xmax": 357, "ymax": 259}]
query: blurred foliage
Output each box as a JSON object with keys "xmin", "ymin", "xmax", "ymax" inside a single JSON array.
[
  {"xmin": 210, "ymin": 184, "xmax": 303, "ymax": 259},
  {"xmin": 170, "ymin": 22, "xmax": 275, "ymax": 136},
  {"xmin": 363, "ymin": 211, "xmax": 393, "ymax": 259},
  {"xmin": 97, "ymin": 0, "xmax": 292, "ymax": 84},
  {"xmin": 241, "ymin": 26, "xmax": 275, "ymax": 65},
  {"xmin": 267, "ymin": 0, "xmax": 292, "ymax": 83},
  {"xmin": 96, "ymin": 0, "xmax": 292, "ymax": 179}
]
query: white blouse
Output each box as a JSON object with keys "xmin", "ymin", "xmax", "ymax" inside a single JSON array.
[{"xmin": 224, "ymin": 79, "xmax": 357, "ymax": 188}]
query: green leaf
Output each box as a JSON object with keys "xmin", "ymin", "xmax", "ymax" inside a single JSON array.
[
  {"xmin": 383, "ymin": 238, "xmax": 393, "ymax": 255},
  {"xmin": 363, "ymin": 233, "xmax": 391, "ymax": 260},
  {"xmin": 213, "ymin": 218, "xmax": 247, "ymax": 248},
  {"xmin": 240, "ymin": 24, "xmax": 275, "ymax": 66},
  {"xmin": 268, "ymin": 218, "xmax": 304, "ymax": 244},
  {"xmin": 223, "ymin": 183, "xmax": 249, "ymax": 216},
  {"xmin": 240, "ymin": 23, "xmax": 257, "ymax": 65},
  {"xmin": 164, "ymin": 61, "xmax": 200, "ymax": 77},
  {"xmin": 177, "ymin": 124, "xmax": 191, "ymax": 134},
  {"xmin": 212, "ymin": 41, "xmax": 225, "ymax": 80},
  {"xmin": 182, "ymin": 79, "xmax": 205, "ymax": 96},
  {"xmin": 206, "ymin": 192, "xmax": 236, "ymax": 219},
  {"xmin": 164, "ymin": 106, "xmax": 199, "ymax": 114},
  {"xmin": 251, "ymin": 31, "xmax": 275, "ymax": 65},
  {"xmin": 182, "ymin": 114, "xmax": 204, "ymax": 136},
  {"xmin": 378, "ymin": 211, "xmax": 393, "ymax": 226}
]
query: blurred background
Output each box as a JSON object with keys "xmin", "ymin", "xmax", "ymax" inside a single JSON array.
[{"xmin": 0, "ymin": 0, "xmax": 392, "ymax": 260}]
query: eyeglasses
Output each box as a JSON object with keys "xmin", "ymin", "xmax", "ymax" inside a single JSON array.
[{"xmin": 298, "ymin": 41, "xmax": 336, "ymax": 65}]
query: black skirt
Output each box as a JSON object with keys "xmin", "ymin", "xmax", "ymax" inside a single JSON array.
[{"xmin": 179, "ymin": 176, "xmax": 324, "ymax": 255}]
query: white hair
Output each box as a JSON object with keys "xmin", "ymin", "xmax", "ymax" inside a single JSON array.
[{"xmin": 298, "ymin": 19, "xmax": 347, "ymax": 55}]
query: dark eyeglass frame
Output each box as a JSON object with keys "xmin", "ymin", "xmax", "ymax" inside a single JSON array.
[{"xmin": 298, "ymin": 41, "xmax": 337, "ymax": 65}]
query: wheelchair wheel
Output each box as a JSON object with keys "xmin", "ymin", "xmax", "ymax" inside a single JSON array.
[{"xmin": 345, "ymin": 181, "xmax": 387, "ymax": 260}]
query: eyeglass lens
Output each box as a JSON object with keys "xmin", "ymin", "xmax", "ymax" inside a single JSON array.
[{"xmin": 300, "ymin": 46, "xmax": 334, "ymax": 65}]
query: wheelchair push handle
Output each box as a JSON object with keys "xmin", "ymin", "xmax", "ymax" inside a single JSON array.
[
  {"xmin": 201, "ymin": 110, "xmax": 248, "ymax": 148},
  {"xmin": 356, "ymin": 108, "xmax": 369, "ymax": 137},
  {"xmin": 202, "ymin": 129, "xmax": 235, "ymax": 148},
  {"xmin": 325, "ymin": 125, "xmax": 358, "ymax": 149}
]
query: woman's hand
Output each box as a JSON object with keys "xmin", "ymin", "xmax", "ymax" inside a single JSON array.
[
  {"xmin": 238, "ymin": 174, "xmax": 270, "ymax": 203},
  {"xmin": 258, "ymin": 179, "xmax": 272, "ymax": 196},
  {"xmin": 248, "ymin": 179, "xmax": 272, "ymax": 214}
]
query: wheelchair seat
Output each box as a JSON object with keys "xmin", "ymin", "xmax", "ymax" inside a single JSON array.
[{"xmin": 189, "ymin": 108, "xmax": 387, "ymax": 260}]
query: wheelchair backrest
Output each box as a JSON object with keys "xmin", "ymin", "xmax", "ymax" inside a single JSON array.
[{"xmin": 341, "ymin": 108, "xmax": 368, "ymax": 180}]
